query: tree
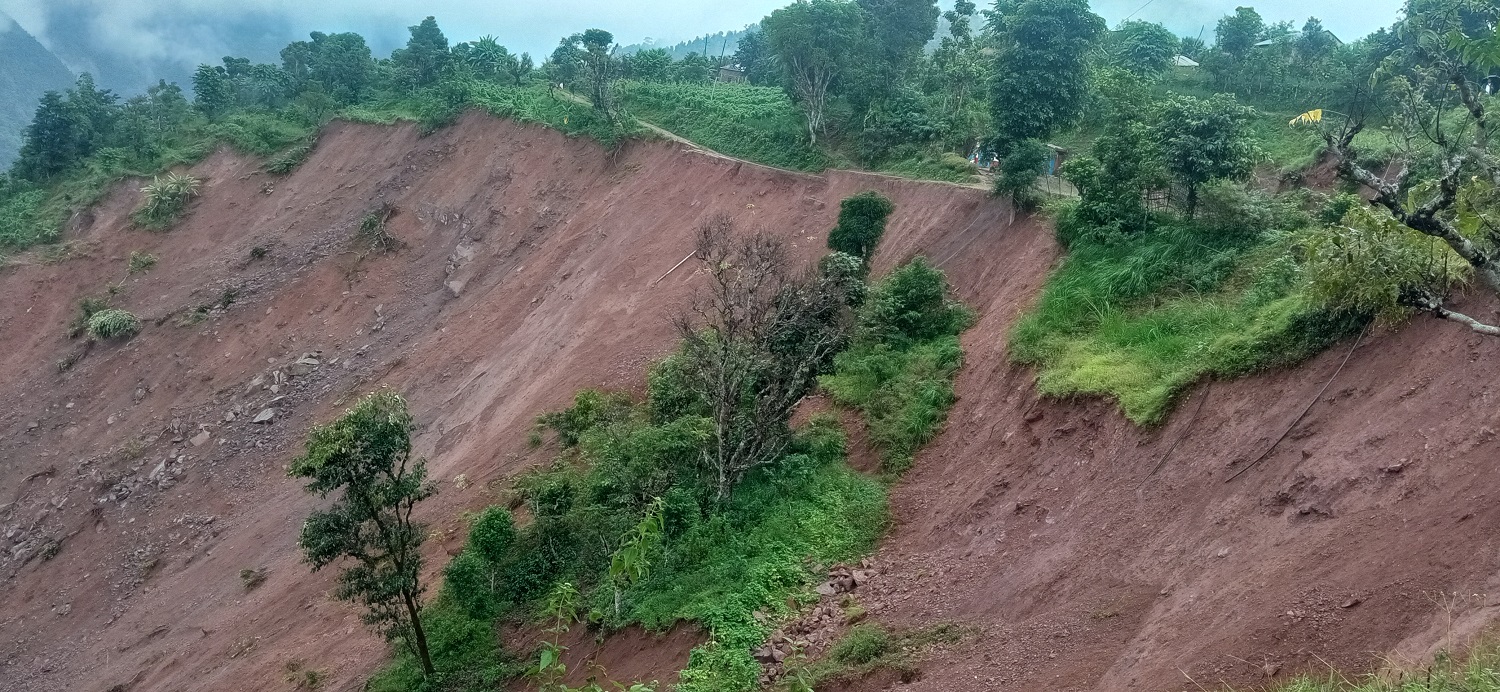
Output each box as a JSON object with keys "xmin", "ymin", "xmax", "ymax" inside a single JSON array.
[
  {"xmin": 676, "ymin": 215, "xmax": 855, "ymax": 501},
  {"xmin": 732, "ymin": 29, "xmax": 777, "ymax": 85},
  {"xmin": 1154, "ymin": 93, "xmax": 1259, "ymax": 215},
  {"xmin": 762, "ymin": 0, "xmax": 866, "ymax": 144},
  {"xmin": 1313, "ymin": 0, "xmax": 1500, "ymax": 335},
  {"xmin": 1179, "ymin": 36, "xmax": 1207, "ymax": 59},
  {"xmin": 1216, "ymin": 6, "xmax": 1265, "ymax": 58},
  {"xmin": 933, "ymin": 0, "xmax": 989, "ymax": 144},
  {"xmin": 506, "ymin": 52, "xmax": 534, "ymax": 87},
  {"xmin": 1295, "ymin": 17, "xmax": 1337, "ymax": 63},
  {"xmin": 290, "ymin": 390, "xmax": 438, "ymax": 675},
  {"xmin": 393, "ymin": 17, "xmax": 451, "ymax": 88},
  {"xmin": 14, "ymin": 92, "xmax": 84, "ymax": 181},
  {"xmin": 854, "ymin": 0, "xmax": 940, "ymax": 105},
  {"xmin": 627, "ymin": 48, "xmax": 673, "ymax": 82},
  {"xmin": 192, "ymin": 64, "xmax": 233, "ymax": 119},
  {"xmin": 995, "ymin": 139, "xmax": 1049, "ymax": 210},
  {"xmin": 989, "ymin": 0, "xmax": 1105, "ymax": 152},
  {"xmin": 1112, "ymin": 21, "xmax": 1179, "ymax": 77},
  {"xmin": 281, "ymin": 32, "xmax": 376, "ymax": 103},
  {"xmin": 827, "ymin": 191, "xmax": 895, "ymax": 262}
]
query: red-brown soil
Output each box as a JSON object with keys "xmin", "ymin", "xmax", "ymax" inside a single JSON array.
[{"xmin": 0, "ymin": 111, "xmax": 1496, "ymax": 692}]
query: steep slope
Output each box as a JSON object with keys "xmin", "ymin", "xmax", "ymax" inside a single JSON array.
[
  {"xmin": 0, "ymin": 113, "xmax": 1014, "ymax": 692},
  {"xmin": 0, "ymin": 14, "xmax": 73, "ymax": 168},
  {"xmin": 1, "ymin": 110, "xmax": 1497, "ymax": 692}
]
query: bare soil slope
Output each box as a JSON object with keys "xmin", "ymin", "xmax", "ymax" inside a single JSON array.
[
  {"xmin": 0, "ymin": 113, "xmax": 1013, "ymax": 692},
  {"xmin": 2, "ymin": 111, "xmax": 1496, "ymax": 692}
]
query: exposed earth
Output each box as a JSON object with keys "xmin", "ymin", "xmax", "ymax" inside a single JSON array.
[{"xmin": 1, "ymin": 113, "xmax": 1497, "ymax": 692}]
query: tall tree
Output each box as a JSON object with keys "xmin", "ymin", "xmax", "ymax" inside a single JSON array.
[
  {"xmin": 192, "ymin": 64, "xmax": 233, "ymax": 119},
  {"xmin": 282, "ymin": 32, "xmax": 375, "ymax": 103},
  {"xmin": 1216, "ymin": 6, "xmax": 1265, "ymax": 58},
  {"xmin": 762, "ymin": 0, "xmax": 866, "ymax": 144},
  {"xmin": 1154, "ymin": 93, "xmax": 1259, "ymax": 215},
  {"xmin": 1112, "ymin": 21, "xmax": 1179, "ymax": 77},
  {"xmin": 14, "ymin": 92, "xmax": 84, "ymax": 181},
  {"xmin": 855, "ymin": 0, "xmax": 940, "ymax": 103},
  {"xmin": 732, "ymin": 29, "xmax": 777, "ymax": 85},
  {"xmin": 290, "ymin": 390, "xmax": 438, "ymax": 675},
  {"xmin": 989, "ymin": 0, "xmax": 1105, "ymax": 152},
  {"xmin": 393, "ymin": 16, "xmax": 451, "ymax": 88}
]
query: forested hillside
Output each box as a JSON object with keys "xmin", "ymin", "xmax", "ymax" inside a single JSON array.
[{"xmin": 0, "ymin": 16, "xmax": 73, "ymax": 168}]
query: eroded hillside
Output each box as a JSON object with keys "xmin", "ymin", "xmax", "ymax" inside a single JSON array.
[{"xmin": 2, "ymin": 112, "xmax": 1498, "ymax": 692}]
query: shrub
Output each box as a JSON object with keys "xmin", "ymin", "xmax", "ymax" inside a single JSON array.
[
  {"xmin": 87, "ymin": 309, "xmax": 142, "ymax": 341},
  {"xmin": 357, "ymin": 204, "xmax": 398, "ymax": 253},
  {"xmin": 127, "ymin": 251, "xmax": 158, "ymax": 274},
  {"xmin": 827, "ymin": 192, "xmax": 895, "ymax": 263},
  {"xmin": 540, "ymin": 389, "xmax": 634, "ymax": 446},
  {"xmin": 132, "ymin": 173, "xmax": 202, "ymax": 229},
  {"xmin": 829, "ymin": 624, "xmax": 891, "ymax": 665},
  {"xmin": 66, "ymin": 297, "xmax": 109, "ymax": 338},
  {"xmin": 858, "ymin": 258, "xmax": 973, "ymax": 346},
  {"xmin": 1300, "ymin": 204, "xmax": 1468, "ymax": 323},
  {"xmin": 265, "ymin": 139, "xmax": 316, "ymax": 175}
]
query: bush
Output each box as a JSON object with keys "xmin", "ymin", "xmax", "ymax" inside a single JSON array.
[
  {"xmin": 127, "ymin": 251, "xmax": 158, "ymax": 274},
  {"xmin": 265, "ymin": 139, "xmax": 316, "ymax": 175},
  {"xmin": 858, "ymin": 258, "xmax": 973, "ymax": 346},
  {"xmin": 132, "ymin": 173, "xmax": 202, "ymax": 229},
  {"xmin": 540, "ymin": 389, "xmax": 634, "ymax": 446},
  {"xmin": 827, "ymin": 192, "xmax": 895, "ymax": 263},
  {"xmin": 1299, "ymin": 204, "xmax": 1468, "ymax": 323},
  {"xmin": 66, "ymin": 297, "xmax": 109, "ymax": 339},
  {"xmin": 829, "ymin": 625, "xmax": 891, "ymax": 665},
  {"xmin": 87, "ymin": 309, "xmax": 142, "ymax": 341}
]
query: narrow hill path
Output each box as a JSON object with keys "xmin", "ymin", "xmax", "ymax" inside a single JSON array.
[{"xmin": 556, "ymin": 88, "xmax": 996, "ymax": 191}]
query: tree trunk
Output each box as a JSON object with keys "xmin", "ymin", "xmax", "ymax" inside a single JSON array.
[{"xmin": 404, "ymin": 590, "xmax": 435, "ymax": 675}]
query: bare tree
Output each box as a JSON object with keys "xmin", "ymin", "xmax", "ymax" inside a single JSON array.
[
  {"xmin": 1320, "ymin": 3, "xmax": 1500, "ymax": 335},
  {"xmin": 676, "ymin": 214, "xmax": 853, "ymax": 502}
]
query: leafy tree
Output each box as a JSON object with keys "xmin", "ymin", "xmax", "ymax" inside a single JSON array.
[
  {"xmin": 1315, "ymin": 0, "xmax": 1500, "ymax": 335},
  {"xmin": 827, "ymin": 191, "xmax": 895, "ymax": 262},
  {"xmin": 933, "ymin": 0, "xmax": 989, "ymax": 144},
  {"xmin": 464, "ymin": 36, "xmax": 511, "ymax": 81},
  {"xmin": 192, "ymin": 64, "xmax": 234, "ymax": 119},
  {"xmin": 280, "ymin": 32, "xmax": 375, "ymax": 104},
  {"xmin": 732, "ymin": 29, "xmax": 777, "ymax": 85},
  {"xmin": 1064, "ymin": 119, "xmax": 1162, "ymax": 238},
  {"xmin": 290, "ymin": 390, "xmax": 438, "ymax": 675},
  {"xmin": 506, "ymin": 52, "xmax": 534, "ymax": 86},
  {"xmin": 1179, "ymin": 36, "xmax": 1207, "ymax": 59},
  {"xmin": 989, "ymin": 0, "xmax": 1105, "ymax": 152},
  {"xmin": 1295, "ymin": 17, "xmax": 1337, "ymax": 63},
  {"xmin": 393, "ymin": 17, "xmax": 451, "ymax": 88},
  {"xmin": 1153, "ymin": 93, "xmax": 1259, "ymax": 215},
  {"xmin": 1112, "ymin": 21, "xmax": 1179, "ymax": 77},
  {"xmin": 854, "ymin": 0, "xmax": 940, "ymax": 105},
  {"xmin": 14, "ymin": 92, "xmax": 86, "ymax": 181},
  {"xmin": 995, "ymin": 138, "xmax": 1049, "ymax": 209},
  {"xmin": 762, "ymin": 0, "xmax": 866, "ymax": 143},
  {"xmin": 443, "ymin": 506, "xmax": 517, "ymax": 619},
  {"xmin": 857, "ymin": 257, "xmax": 971, "ymax": 345},
  {"xmin": 1215, "ymin": 6, "xmax": 1265, "ymax": 58},
  {"xmin": 627, "ymin": 48, "xmax": 673, "ymax": 82},
  {"xmin": 674, "ymin": 52, "xmax": 714, "ymax": 83}
]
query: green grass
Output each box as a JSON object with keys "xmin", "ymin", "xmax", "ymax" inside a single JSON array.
[
  {"xmin": 787, "ymin": 623, "xmax": 966, "ymax": 689},
  {"xmin": 619, "ymin": 81, "xmax": 832, "ymax": 171},
  {"xmin": 822, "ymin": 337, "xmax": 964, "ymax": 473},
  {"xmin": 1010, "ymin": 213, "xmax": 1364, "ymax": 425},
  {"xmin": 1264, "ymin": 647, "xmax": 1500, "ymax": 692}
]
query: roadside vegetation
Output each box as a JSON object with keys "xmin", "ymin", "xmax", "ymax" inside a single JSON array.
[{"xmin": 1261, "ymin": 643, "xmax": 1500, "ymax": 692}]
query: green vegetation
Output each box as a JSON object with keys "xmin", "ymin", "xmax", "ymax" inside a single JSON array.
[
  {"xmin": 823, "ymin": 258, "xmax": 974, "ymax": 471},
  {"xmin": 290, "ymin": 391, "xmax": 442, "ymax": 676},
  {"xmin": 132, "ymin": 172, "xmax": 202, "ymax": 229},
  {"xmin": 86, "ymin": 309, "xmax": 142, "ymax": 341},
  {"xmin": 787, "ymin": 623, "xmax": 966, "ymax": 689},
  {"xmin": 619, "ymin": 82, "xmax": 829, "ymax": 171},
  {"xmin": 826, "ymin": 191, "xmax": 894, "ymax": 263},
  {"xmin": 1265, "ymin": 645, "xmax": 1500, "ymax": 692},
  {"xmin": 126, "ymin": 251, "xmax": 157, "ymax": 274}
]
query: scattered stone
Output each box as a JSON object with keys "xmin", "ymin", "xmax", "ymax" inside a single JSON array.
[
  {"xmin": 252, "ymin": 409, "xmax": 276, "ymax": 424},
  {"xmin": 190, "ymin": 431, "xmax": 211, "ymax": 447}
]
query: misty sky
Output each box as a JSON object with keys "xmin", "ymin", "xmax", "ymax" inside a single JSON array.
[{"xmin": 1, "ymin": 0, "xmax": 1407, "ymax": 75}]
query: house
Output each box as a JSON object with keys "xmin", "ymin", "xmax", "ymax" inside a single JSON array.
[
  {"xmin": 1173, "ymin": 55, "xmax": 1200, "ymax": 67},
  {"xmin": 716, "ymin": 65, "xmax": 747, "ymax": 84}
]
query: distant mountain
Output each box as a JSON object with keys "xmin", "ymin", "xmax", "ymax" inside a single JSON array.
[
  {"xmin": 0, "ymin": 14, "xmax": 74, "ymax": 169},
  {"xmin": 620, "ymin": 27, "xmax": 754, "ymax": 61}
]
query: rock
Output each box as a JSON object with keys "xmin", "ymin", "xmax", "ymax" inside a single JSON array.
[
  {"xmin": 190, "ymin": 431, "xmax": 211, "ymax": 447},
  {"xmin": 149, "ymin": 462, "xmax": 167, "ymax": 481},
  {"xmin": 852, "ymin": 569, "xmax": 876, "ymax": 586},
  {"xmin": 815, "ymin": 582, "xmax": 838, "ymax": 597},
  {"xmin": 27, "ymin": 421, "xmax": 39, "ymax": 431},
  {"xmin": 245, "ymin": 376, "xmax": 265, "ymax": 394},
  {"xmin": 252, "ymin": 409, "xmax": 276, "ymax": 424}
]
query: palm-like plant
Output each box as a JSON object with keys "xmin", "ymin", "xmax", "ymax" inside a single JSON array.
[{"xmin": 135, "ymin": 172, "xmax": 202, "ymax": 227}]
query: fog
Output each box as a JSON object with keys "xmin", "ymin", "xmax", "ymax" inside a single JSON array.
[{"xmin": 0, "ymin": 0, "xmax": 1406, "ymax": 91}]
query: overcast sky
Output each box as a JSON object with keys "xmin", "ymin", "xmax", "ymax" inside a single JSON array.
[{"xmin": 0, "ymin": 0, "xmax": 1408, "ymax": 69}]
